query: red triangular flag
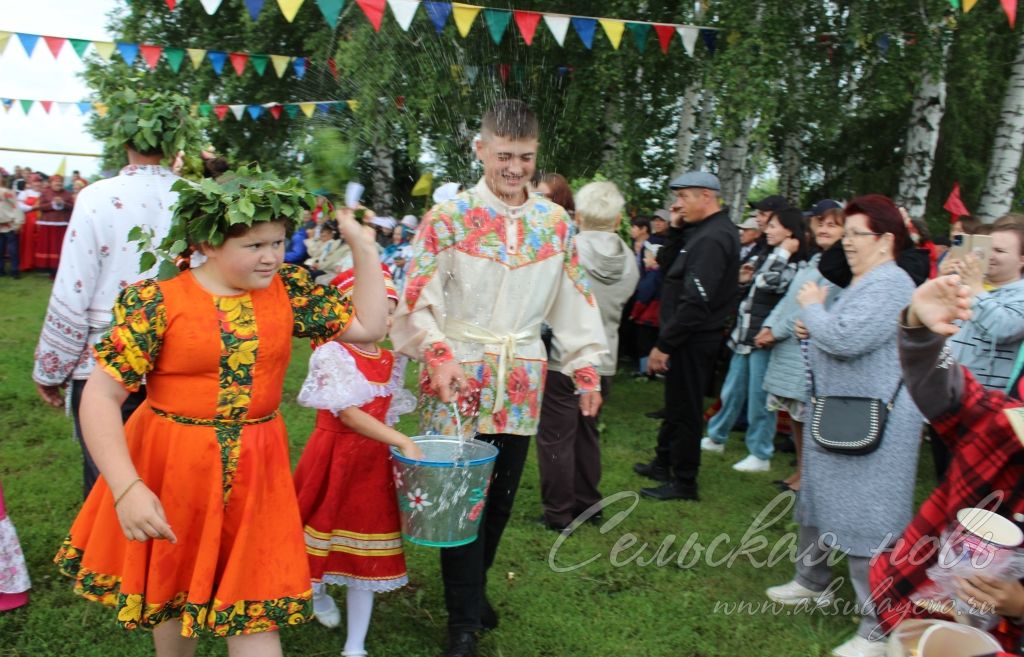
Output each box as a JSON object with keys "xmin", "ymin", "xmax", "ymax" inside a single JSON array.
[
  {"xmin": 214, "ymin": 105, "xmax": 230, "ymax": 121},
  {"xmin": 499, "ymin": 63, "xmax": 510, "ymax": 84},
  {"xmin": 327, "ymin": 57, "xmax": 339, "ymax": 81},
  {"xmin": 513, "ymin": 11, "xmax": 541, "ymax": 45},
  {"xmin": 269, "ymin": 105, "xmax": 282, "ymax": 119},
  {"xmin": 140, "ymin": 44, "xmax": 163, "ymax": 70},
  {"xmin": 943, "ymin": 182, "xmax": 971, "ymax": 223},
  {"xmin": 1002, "ymin": 0, "xmax": 1017, "ymax": 28},
  {"xmin": 653, "ymin": 24, "xmax": 675, "ymax": 54},
  {"xmin": 43, "ymin": 36, "xmax": 65, "ymax": 58},
  {"xmin": 356, "ymin": 0, "xmax": 386, "ymax": 31},
  {"xmin": 165, "ymin": 0, "xmax": 176, "ymax": 9},
  {"xmin": 40, "ymin": 100, "xmax": 53, "ymax": 113},
  {"xmin": 229, "ymin": 52, "xmax": 248, "ymax": 76}
]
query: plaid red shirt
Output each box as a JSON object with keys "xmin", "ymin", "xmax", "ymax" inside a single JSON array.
[{"xmin": 869, "ymin": 363, "xmax": 1024, "ymax": 653}]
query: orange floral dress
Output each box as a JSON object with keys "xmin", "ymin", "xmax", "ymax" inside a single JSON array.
[{"xmin": 54, "ymin": 264, "xmax": 352, "ymax": 638}]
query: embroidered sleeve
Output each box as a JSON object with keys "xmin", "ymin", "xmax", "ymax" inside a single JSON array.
[
  {"xmin": 297, "ymin": 342, "xmax": 378, "ymax": 413},
  {"xmin": 92, "ymin": 280, "xmax": 166, "ymax": 392},
  {"xmin": 573, "ymin": 366, "xmax": 601, "ymax": 393},
  {"xmin": 386, "ymin": 354, "xmax": 418, "ymax": 426},
  {"xmin": 278, "ymin": 264, "xmax": 354, "ymax": 344}
]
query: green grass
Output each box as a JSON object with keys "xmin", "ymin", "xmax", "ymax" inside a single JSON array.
[{"xmin": 0, "ymin": 273, "xmax": 937, "ymax": 656}]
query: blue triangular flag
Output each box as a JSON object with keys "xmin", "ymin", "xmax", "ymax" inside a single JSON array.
[
  {"xmin": 316, "ymin": 103, "xmax": 330, "ymax": 114},
  {"xmin": 876, "ymin": 33, "xmax": 891, "ymax": 57},
  {"xmin": 247, "ymin": 105, "xmax": 263, "ymax": 119},
  {"xmin": 207, "ymin": 50, "xmax": 228, "ymax": 75},
  {"xmin": 571, "ymin": 17, "xmax": 597, "ymax": 50},
  {"xmin": 16, "ymin": 33, "xmax": 39, "ymax": 57},
  {"xmin": 77, "ymin": 101, "xmax": 92, "ymax": 115},
  {"xmin": 700, "ymin": 29, "xmax": 717, "ymax": 55},
  {"xmin": 117, "ymin": 42, "xmax": 139, "ymax": 65},
  {"xmin": 423, "ymin": 2, "xmax": 452, "ymax": 34},
  {"xmin": 293, "ymin": 57, "xmax": 306, "ymax": 79},
  {"xmin": 244, "ymin": 0, "xmax": 265, "ymax": 19}
]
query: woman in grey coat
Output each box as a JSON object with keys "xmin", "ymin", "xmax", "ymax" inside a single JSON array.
[{"xmin": 765, "ymin": 196, "xmax": 923, "ymax": 657}]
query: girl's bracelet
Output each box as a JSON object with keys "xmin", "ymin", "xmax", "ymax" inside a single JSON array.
[{"xmin": 114, "ymin": 478, "xmax": 143, "ymax": 508}]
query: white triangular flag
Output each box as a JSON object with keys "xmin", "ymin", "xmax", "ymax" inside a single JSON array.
[
  {"xmin": 229, "ymin": 104, "xmax": 246, "ymax": 120},
  {"xmin": 58, "ymin": 101, "xmax": 75, "ymax": 114},
  {"xmin": 387, "ymin": 0, "xmax": 419, "ymax": 31},
  {"xmin": 677, "ymin": 26, "xmax": 698, "ymax": 57},
  {"xmin": 199, "ymin": 0, "xmax": 223, "ymax": 14},
  {"xmin": 543, "ymin": 14, "xmax": 570, "ymax": 47}
]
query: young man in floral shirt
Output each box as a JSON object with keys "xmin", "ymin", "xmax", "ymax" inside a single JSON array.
[{"xmin": 391, "ymin": 100, "xmax": 607, "ymax": 657}]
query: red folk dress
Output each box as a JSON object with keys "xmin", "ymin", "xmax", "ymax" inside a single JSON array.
[
  {"xmin": 54, "ymin": 264, "xmax": 353, "ymax": 638},
  {"xmin": 293, "ymin": 341, "xmax": 415, "ymax": 591}
]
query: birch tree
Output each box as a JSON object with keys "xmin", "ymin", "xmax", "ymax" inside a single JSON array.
[{"xmin": 976, "ymin": 26, "xmax": 1024, "ymax": 221}]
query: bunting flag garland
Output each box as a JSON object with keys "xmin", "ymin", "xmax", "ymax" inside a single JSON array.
[
  {"xmin": 653, "ymin": 24, "xmax": 675, "ymax": 54},
  {"xmin": 424, "ymin": 1, "xmax": 452, "ymax": 33},
  {"xmin": 964, "ymin": 0, "xmax": 979, "ymax": 11},
  {"xmin": 599, "ymin": 19, "xmax": 625, "ymax": 50},
  {"xmin": 294, "ymin": 56, "xmax": 307, "ymax": 79},
  {"xmin": 69, "ymin": 38, "xmax": 91, "ymax": 59},
  {"xmin": 207, "ymin": 50, "xmax": 228, "ymax": 74},
  {"xmin": 140, "ymin": 44, "xmax": 163, "ymax": 70},
  {"xmin": 93, "ymin": 41, "xmax": 116, "ymax": 60},
  {"xmin": 483, "ymin": 9, "xmax": 511, "ymax": 44},
  {"xmin": 246, "ymin": 0, "xmax": 266, "ymax": 20},
  {"xmin": 571, "ymin": 17, "xmax": 596, "ymax": 50},
  {"xmin": 17, "ymin": 32, "xmax": 39, "ymax": 57},
  {"xmin": 250, "ymin": 54, "xmax": 269, "ymax": 75},
  {"xmin": 199, "ymin": 0, "xmax": 224, "ymax": 14},
  {"xmin": 117, "ymin": 42, "xmax": 139, "ymax": 66},
  {"xmin": 678, "ymin": 26, "xmax": 698, "ymax": 57},
  {"xmin": 389, "ymin": 0, "xmax": 420, "ymax": 31},
  {"xmin": 277, "ymin": 0, "xmax": 304, "ymax": 22},
  {"xmin": 628, "ymin": 22, "xmax": 651, "ymax": 52},
  {"xmin": 0, "ymin": 32, "xmax": 10, "ymax": 56},
  {"xmin": 700, "ymin": 28, "xmax": 717, "ymax": 55},
  {"xmin": 270, "ymin": 54, "xmax": 291, "ymax": 76},
  {"xmin": 40, "ymin": 100, "xmax": 53, "ymax": 114},
  {"xmin": 513, "ymin": 10, "xmax": 541, "ymax": 45},
  {"xmin": 357, "ymin": 0, "xmax": 387, "ymax": 31},
  {"xmin": 214, "ymin": 104, "xmax": 230, "ymax": 120},
  {"xmin": 452, "ymin": 4, "xmax": 481, "ymax": 38},
  {"xmin": 230, "ymin": 52, "xmax": 249, "ymax": 75},
  {"xmin": 43, "ymin": 35, "xmax": 64, "ymax": 58},
  {"xmin": 1002, "ymin": 0, "xmax": 1017, "ymax": 27},
  {"xmin": 543, "ymin": 14, "xmax": 570, "ymax": 47},
  {"xmin": 317, "ymin": 0, "xmax": 346, "ymax": 28}
]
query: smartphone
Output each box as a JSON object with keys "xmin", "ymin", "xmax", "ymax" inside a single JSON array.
[{"xmin": 949, "ymin": 234, "xmax": 992, "ymax": 265}]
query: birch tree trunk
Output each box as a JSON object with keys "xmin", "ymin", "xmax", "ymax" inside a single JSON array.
[
  {"xmin": 976, "ymin": 27, "xmax": 1024, "ymax": 222},
  {"xmin": 777, "ymin": 133, "xmax": 803, "ymax": 204},
  {"xmin": 370, "ymin": 144, "xmax": 395, "ymax": 215},
  {"xmin": 719, "ymin": 130, "xmax": 751, "ymax": 222},
  {"xmin": 895, "ymin": 37, "xmax": 951, "ymax": 220},
  {"xmin": 672, "ymin": 82, "xmax": 703, "ymax": 178},
  {"xmin": 691, "ymin": 90, "xmax": 715, "ymax": 171}
]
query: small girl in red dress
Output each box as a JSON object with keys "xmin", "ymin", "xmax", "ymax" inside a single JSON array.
[{"xmin": 293, "ymin": 265, "xmax": 423, "ymax": 657}]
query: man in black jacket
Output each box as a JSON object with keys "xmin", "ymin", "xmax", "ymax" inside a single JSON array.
[{"xmin": 634, "ymin": 172, "xmax": 740, "ymax": 500}]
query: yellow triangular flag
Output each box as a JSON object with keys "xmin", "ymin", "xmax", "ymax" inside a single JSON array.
[
  {"xmin": 187, "ymin": 48, "xmax": 207, "ymax": 69},
  {"xmin": 93, "ymin": 41, "xmax": 116, "ymax": 60},
  {"xmin": 727, "ymin": 30, "xmax": 741, "ymax": 45},
  {"xmin": 452, "ymin": 3, "xmax": 482, "ymax": 38},
  {"xmin": 0, "ymin": 32, "xmax": 11, "ymax": 56},
  {"xmin": 94, "ymin": 102, "xmax": 109, "ymax": 117},
  {"xmin": 276, "ymin": 0, "xmax": 304, "ymax": 22},
  {"xmin": 411, "ymin": 172, "xmax": 433, "ymax": 196},
  {"xmin": 598, "ymin": 19, "xmax": 625, "ymax": 50},
  {"xmin": 270, "ymin": 54, "xmax": 290, "ymax": 77},
  {"xmin": 347, "ymin": 100, "xmax": 359, "ymax": 111},
  {"xmin": 299, "ymin": 102, "xmax": 316, "ymax": 117},
  {"xmin": 963, "ymin": 0, "xmax": 978, "ymax": 10},
  {"xmin": 54, "ymin": 156, "xmax": 67, "ymax": 177}
]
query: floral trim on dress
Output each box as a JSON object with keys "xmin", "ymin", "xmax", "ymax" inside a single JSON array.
[
  {"xmin": 213, "ymin": 295, "xmax": 258, "ymax": 503},
  {"xmin": 55, "ymin": 537, "xmax": 312, "ymax": 637},
  {"xmin": 93, "ymin": 280, "xmax": 167, "ymax": 392},
  {"xmin": 278, "ymin": 264, "xmax": 354, "ymax": 344}
]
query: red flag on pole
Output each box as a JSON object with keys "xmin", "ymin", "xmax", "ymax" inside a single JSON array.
[{"xmin": 943, "ymin": 182, "xmax": 971, "ymax": 223}]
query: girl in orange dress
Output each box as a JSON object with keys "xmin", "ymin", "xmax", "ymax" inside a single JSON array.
[
  {"xmin": 53, "ymin": 172, "xmax": 389, "ymax": 657},
  {"xmin": 293, "ymin": 266, "xmax": 422, "ymax": 657}
]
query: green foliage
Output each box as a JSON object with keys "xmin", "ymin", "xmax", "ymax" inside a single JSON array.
[{"xmin": 301, "ymin": 127, "xmax": 358, "ymax": 197}]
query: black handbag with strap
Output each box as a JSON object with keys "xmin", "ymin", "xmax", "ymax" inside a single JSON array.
[{"xmin": 808, "ymin": 371, "xmax": 903, "ymax": 456}]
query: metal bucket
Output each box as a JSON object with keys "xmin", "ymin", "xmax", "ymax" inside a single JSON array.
[{"xmin": 390, "ymin": 436, "xmax": 499, "ymax": 548}]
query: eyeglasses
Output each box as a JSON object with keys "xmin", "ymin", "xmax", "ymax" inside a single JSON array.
[{"xmin": 842, "ymin": 230, "xmax": 883, "ymax": 240}]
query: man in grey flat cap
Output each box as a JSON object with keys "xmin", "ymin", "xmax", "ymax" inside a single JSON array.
[{"xmin": 633, "ymin": 171, "xmax": 740, "ymax": 500}]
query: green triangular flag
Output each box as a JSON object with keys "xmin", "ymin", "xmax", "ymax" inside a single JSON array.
[
  {"xmin": 483, "ymin": 9, "xmax": 511, "ymax": 45},
  {"xmin": 627, "ymin": 22, "xmax": 651, "ymax": 53},
  {"xmin": 284, "ymin": 104, "xmax": 300, "ymax": 118},
  {"xmin": 316, "ymin": 0, "xmax": 345, "ymax": 29},
  {"xmin": 19, "ymin": 99, "xmax": 33, "ymax": 114},
  {"xmin": 250, "ymin": 54, "xmax": 269, "ymax": 76},
  {"xmin": 198, "ymin": 103, "xmax": 212, "ymax": 117},
  {"xmin": 164, "ymin": 47, "xmax": 186, "ymax": 72},
  {"xmin": 948, "ymin": 0, "xmax": 960, "ymax": 8},
  {"xmin": 69, "ymin": 38, "xmax": 91, "ymax": 59}
]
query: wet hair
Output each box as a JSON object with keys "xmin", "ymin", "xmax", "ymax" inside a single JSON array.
[
  {"xmin": 575, "ymin": 181, "xmax": 624, "ymax": 231},
  {"xmin": 538, "ymin": 172, "xmax": 575, "ymax": 213},
  {"xmin": 844, "ymin": 194, "xmax": 910, "ymax": 253},
  {"xmin": 480, "ymin": 100, "xmax": 538, "ymax": 141},
  {"xmin": 768, "ymin": 208, "xmax": 809, "ymax": 262}
]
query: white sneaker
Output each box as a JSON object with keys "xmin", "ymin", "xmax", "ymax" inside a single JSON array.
[
  {"xmin": 831, "ymin": 635, "xmax": 887, "ymax": 657},
  {"xmin": 312, "ymin": 590, "xmax": 341, "ymax": 628},
  {"xmin": 700, "ymin": 437, "xmax": 725, "ymax": 453},
  {"xmin": 732, "ymin": 454, "xmax": 771, "ymax": 472},
  {"xmin": 765, "ymin": 579, "xmax": 834, "ymax": 607}
]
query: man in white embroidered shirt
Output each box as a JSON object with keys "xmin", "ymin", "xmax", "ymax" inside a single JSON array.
[
  {"xmin": 391, "ymin": 100, "xmax": 607, "ymax": 657},
  {"xmin": 32, "ymin": 90, "xmax": 200, "ymax": 499}
]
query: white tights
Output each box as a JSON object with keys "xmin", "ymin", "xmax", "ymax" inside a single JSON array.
[{"xmin": 344, "ymin": 588, "xmax": 374, "ymax": 654}]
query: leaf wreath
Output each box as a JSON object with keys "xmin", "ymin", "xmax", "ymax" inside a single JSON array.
[{"xmin": 94, "ymin": 84, "xmax": 205, "ymax": 159}]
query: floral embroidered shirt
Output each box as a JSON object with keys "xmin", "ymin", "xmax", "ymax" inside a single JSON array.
[
  {"xmin": 33, "ymin": 165, "xmax": 180, "ymax": 386},
  {"xmin": 390, "ymin": 179, "xmax": 608, "ymax": 437}
]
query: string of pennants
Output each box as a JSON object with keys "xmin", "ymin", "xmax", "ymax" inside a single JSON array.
[
  {"xmin": 162, "ymin": 0, "xmax": 1017, "ymax": 35},
  {"xmin": 159, "ymin": 0, "xmax": 722, "ymax": 55},
  {"xmin": 1, "ymin": 97, "xmax": 364, "ymax": 120}
]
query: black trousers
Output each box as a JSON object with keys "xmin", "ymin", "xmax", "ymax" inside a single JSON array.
[
  {"xmin": 654, "ymin": 334, "xmax": 721, "ymax": 483},
  {"xmin": 440, "ymin": 432, "xmax": 530, "ymax": 632},
  {"xmin": 70, "ymin": 379, "xmax": 148, "ymax": 500},
  {"xmin": 535, "ymin": 372, "xmax": 610, "ymax": 527}
]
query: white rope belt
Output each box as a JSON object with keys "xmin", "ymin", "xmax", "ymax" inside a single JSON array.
[{"xmin": 443, "ymin": 318, "xmax": 539, "ymax": 411}]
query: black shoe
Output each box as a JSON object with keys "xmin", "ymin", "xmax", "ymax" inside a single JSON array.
[
  {"xmin": 644, "ymin": 408, "xmax": 667, "ymax": 419},
  {"xmin": 536, "ymin": 514, "xmax": 570, "ymax": 533},
  {"xmin": 445, "ymin": 631, "xmax": 477, "ymax": 657},
  {"xmin": 640, "ymin": 481, "xmax": 699, "ymax": 501},
  {"xmin": 633, "ymin": 461, "xmax": 671, "ymax": 483},
  {"xmin": 481, "ymin": 597, "xmax": 498, "ymax": 631}
]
